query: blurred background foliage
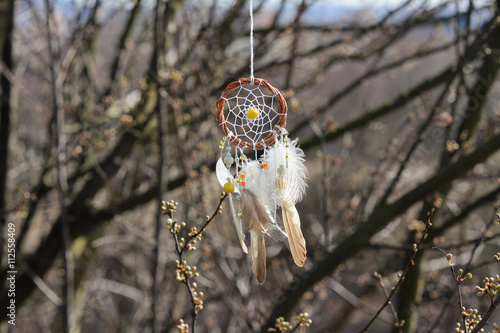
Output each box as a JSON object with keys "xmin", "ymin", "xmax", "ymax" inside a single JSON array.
[{"xmin": 1, "ymin": 0, "xmax": 500, "ymax": 332}]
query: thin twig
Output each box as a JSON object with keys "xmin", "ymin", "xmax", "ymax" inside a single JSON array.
[
  {"xmin": 433, "ymin": 247, "xmax": 468, "ymax": 332},
  {"xmin": 434, "ymin": 209, "xmax": 500, "ymax": 333},
  {"xmin": 183, "ymin": 194, "xmax": 227, "ymax": 250},
  {"xmin": 164, "ymin": 194, "xmax": 227, "ymax": 333},
  {"xmin": 374, "ymin": 272, "xmax": 403, "ymax": 333},
  {"xmin": 359, "ymin": 210, "xmax": 434, "ymax": 332}
]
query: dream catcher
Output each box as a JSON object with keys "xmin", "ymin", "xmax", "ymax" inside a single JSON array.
[{"xmin": 214, "ymin": 2, "xmax": 307, "ymax": 284}]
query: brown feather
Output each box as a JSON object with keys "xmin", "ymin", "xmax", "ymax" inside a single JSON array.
[
  {"xmin": 241, "ymin": 189, "xmax": 271, "ymax": 283},
  {"xmin": 229, "ymin": 195, "xmax": 248, "ymax": 253},
  {"xmin": 282, "ymin": 202, "xmax": 307, "ymax": 267},
  {"xmin": 250, "ymin": 230, "xmax": 266, "ymax": 284},
  {"xmin": 241, "ymin": 190, "xmax": 273, "ymax": 231}
]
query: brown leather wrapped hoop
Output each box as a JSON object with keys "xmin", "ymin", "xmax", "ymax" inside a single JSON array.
[{"xmin": 216, "ymin": 77, "xmax": 287, "ymax": 150}]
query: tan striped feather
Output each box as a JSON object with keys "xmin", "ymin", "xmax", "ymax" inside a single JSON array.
[
  {"xmin": 282, "ymin": 202, "xmax": 307, "ymax": 267},
  {"xmin": 241, "ymin": 189, "xmax": 272, "ymax": 284}
]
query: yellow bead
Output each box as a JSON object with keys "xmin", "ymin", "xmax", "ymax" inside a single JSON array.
[
  {"xmin": 246, "ymin": 108, "xmax": 259, "ymax": 119},
  {"xmin": 223, "ymin": 182, "xmax": 235, "ymax": 193}
]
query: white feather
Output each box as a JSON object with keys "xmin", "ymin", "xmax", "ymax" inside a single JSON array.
[
  {"xmin": 264, "ymin": 138, "xmax": 308, "ymax": 266},
  {"xmin": 241, "ymin": 160, "xmax": 274, "ymax": 209},
  {"xmin": 216, "ymin": 157, "xmax": 239, "ymax": 194},
  {"xmin": 265, "ymin": 138, "xmax": 307, "ymax": 204},
  {"xmin": 216, "ymin": 157, "xmax": 247, "ymax": 251}
]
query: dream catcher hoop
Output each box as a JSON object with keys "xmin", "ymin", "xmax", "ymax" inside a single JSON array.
[
  {"xmin": 216, "ymin": 77, "xmax": 288, "ymax": 150},
  {"xmin": 214, "ymin": 0, "xmax": 308, "ymax": 285}
]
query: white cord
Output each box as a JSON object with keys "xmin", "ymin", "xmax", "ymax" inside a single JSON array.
[{"xmin": 249, "ymin": 0, "xmax": 254, "ymax": 83}]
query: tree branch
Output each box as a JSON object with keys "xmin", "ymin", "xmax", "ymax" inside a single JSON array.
[
  {"xmin": 298, "ymin": 13, "xmax": 497, "ymax": 149},
  {"xmin": 262, "ymin": 130, "xmax": 500, "ymax": 330},
  {"xmin": 470, "ymin": 293, "xmax": 500, "ymax": 333}
]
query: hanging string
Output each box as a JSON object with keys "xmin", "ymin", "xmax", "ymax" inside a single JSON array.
[{"xmin": 249, "ymin": 0, "xmax": 255, "ymax": 83}]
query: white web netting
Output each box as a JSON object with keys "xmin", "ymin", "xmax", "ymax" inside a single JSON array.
[{"xmin": 219, "ymin": 82, "xmax": 285, "ymax": 150}]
